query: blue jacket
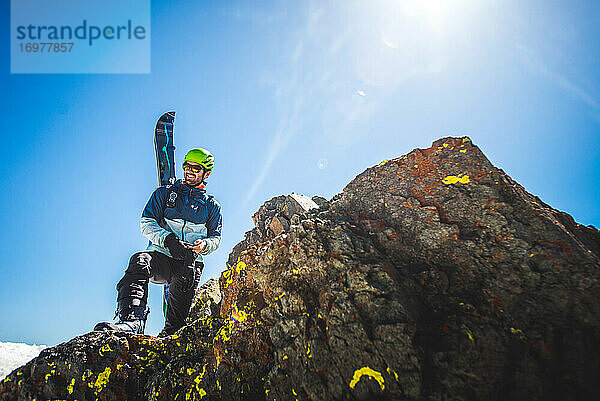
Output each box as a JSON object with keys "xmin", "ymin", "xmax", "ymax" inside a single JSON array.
[{"xmin": 140, "ymin": 180, "xmax": 222, "ymax": 262}]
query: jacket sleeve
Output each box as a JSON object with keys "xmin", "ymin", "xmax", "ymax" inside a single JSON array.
[
  {"xmin": 140, "ymin": 187, "xmax": 171, "ymax": 247},
  {"xmin": 201, "ymin": 199, "xmax": 222, "ymax": 256}
]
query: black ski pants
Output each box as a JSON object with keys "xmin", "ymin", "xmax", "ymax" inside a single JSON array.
[{"xmin": 116, "ymin": 251, "xmax": 203, "ymax": 334}]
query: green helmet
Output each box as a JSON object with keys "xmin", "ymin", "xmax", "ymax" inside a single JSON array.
[{"xmin": 184, "ymin": 148, "xmax": 214, "ymax": 171}]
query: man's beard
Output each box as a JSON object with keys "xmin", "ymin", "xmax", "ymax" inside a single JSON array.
[{"xmin": 185, "ymin": 173, "xmax": 204, "ymax": 187}]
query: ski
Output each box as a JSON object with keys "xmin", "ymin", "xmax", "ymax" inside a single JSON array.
[
  {"xmin": 154, "ymin": 111, "xmax": 176, "ymax": 187},
  {"xmin": 154, "ymin": 111, "xmax": 176, "ymax": 317}
]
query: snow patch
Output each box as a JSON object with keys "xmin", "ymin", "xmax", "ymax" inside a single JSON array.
[
  {"xmin": 0, "ymin": 341, "xmax": 47, "ymax": 380},
  {"xmin": 290, "ymin": 192, "xmax": 319, "ymax": 211}
]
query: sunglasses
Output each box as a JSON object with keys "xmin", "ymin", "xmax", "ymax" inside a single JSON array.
[{"xmin": 182, "ymin": 162, "xmax": 205, "ymax": 174}]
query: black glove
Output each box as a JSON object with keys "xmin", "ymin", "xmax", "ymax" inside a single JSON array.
[
  {"xmin": 182, "ymin": 249, "xmax": 197, "ymax": 273},
  {"xmin": 180, "ymin": 251, "xmax": 200, "ymax": 292},
  {"xmin": 164, "ymin": 233, "xmax": 189, "ymax": 260}
]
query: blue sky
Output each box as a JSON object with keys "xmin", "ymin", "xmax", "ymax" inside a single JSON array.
[{"xmin": 1, "ymin": 0, "xmax": 598, "ymax": 345}]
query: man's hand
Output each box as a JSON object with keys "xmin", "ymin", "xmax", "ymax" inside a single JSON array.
[
  {"xmin": 186, "ymin": 239, "xmax": 207, "ymax": 254},
  {"xmin": 164, "ymin": 233, "xmax": 189, "ymax": 260}
]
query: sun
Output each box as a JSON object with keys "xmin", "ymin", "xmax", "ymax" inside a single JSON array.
[{"xmin": 399, "ymin": 0, "xmax": 449, "ymax": 24}]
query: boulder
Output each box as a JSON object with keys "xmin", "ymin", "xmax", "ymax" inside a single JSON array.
[{"xmin": 2, "ymin": 136, "xmax": 599, "ymax": 401}]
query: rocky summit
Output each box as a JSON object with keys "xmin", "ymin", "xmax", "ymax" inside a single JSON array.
[{"xmin": 1, "ymin": 136, "xmax": 599, "ymax": 401}]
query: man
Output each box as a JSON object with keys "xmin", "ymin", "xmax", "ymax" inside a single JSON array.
[{"xmin": 94, "ymin": 148, "xmax": 222, "ymax": 336}]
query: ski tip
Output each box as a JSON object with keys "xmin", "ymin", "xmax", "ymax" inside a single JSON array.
[{"xmin": 157, "ymin": 111, "xmax": 176, "ymax": 121}]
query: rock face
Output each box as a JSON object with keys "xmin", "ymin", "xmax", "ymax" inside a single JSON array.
[{"xmin": 2, "ymin": 137, "xmax": 599, "ymax": 401}]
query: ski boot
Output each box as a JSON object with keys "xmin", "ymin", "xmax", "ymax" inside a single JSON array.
[{"xmin": 94, "ymin": 302, "xmax": 150, "ymax": 334}]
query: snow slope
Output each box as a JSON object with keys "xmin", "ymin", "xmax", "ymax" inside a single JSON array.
[{"xmin": 0, "ymin": 341, "xmax": 46, "ymax": 380}]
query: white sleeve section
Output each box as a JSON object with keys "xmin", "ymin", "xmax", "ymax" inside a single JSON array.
[
  {"xmin": 201, "ymin": 236, "xmax": 221, "ymax": 256},
  {"xmin": 140, "ymin": 217, "xmax": 172, "ymax": 247}
]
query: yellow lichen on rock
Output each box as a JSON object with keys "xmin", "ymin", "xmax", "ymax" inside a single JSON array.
[
  {"xmin": 67, "ymin": 378, "xmax": 75, "ymax": 395},
  {"xmin": 510, "ymin": 327, "xmax": 526, "ymax": 340},
  {"xmin": 235, "ymin": 261, "xmax": 246, "ymax": 273},
  {"xmin": 442, "ymin": 174, "xmax": 470, "ymax": 184},
  {"xmin": 185, "ymin": 366, "xmax": 208, "ymax": 400},
  {"xmin": 94, "ymin": 367, "xmax": 111, "ymax": 396},
  {"xmin": 99, "ymin": 343, "xmax": 113, "ymax": 356},
  {"xmin": 461, "ymin": 324, "xmax": 475, "ymax": 343},
  {"xmin": 386, "ymin": 367, "xmax": 399, "ymax": 382},
  {"xmin": 349, "ymin": 367, "xmax": 385, "ymax": 390},
  {"xmin": 223, "ymin": 270, "xmax": 233, "ymax": 288},
  {"xmin": 272, "ymin": 291, "xmax": 286, "ymax": 302},
  {"xmin": 44, "ymin": 370, "xmax": 55, "ymax": 383}
]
